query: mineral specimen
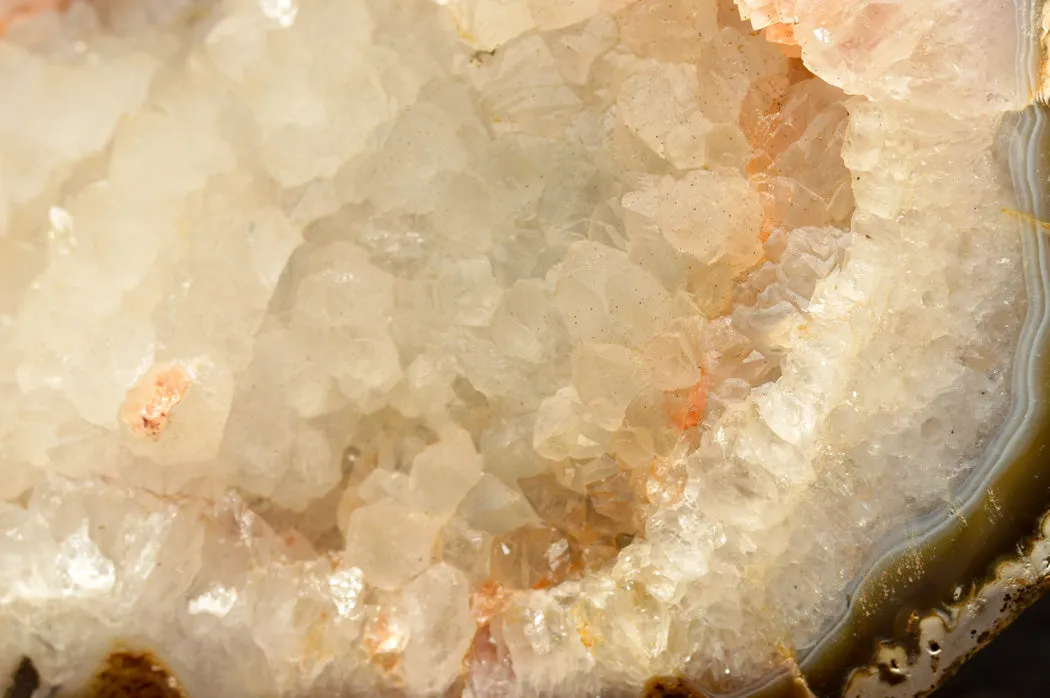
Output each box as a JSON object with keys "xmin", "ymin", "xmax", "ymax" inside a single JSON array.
[{"xmin": 0, "ymin": 0, "xmax": 1045, "ymax": 696}]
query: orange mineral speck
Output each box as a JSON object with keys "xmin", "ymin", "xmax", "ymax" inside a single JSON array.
[
  {"xmin": 0, "ymin": 0, "xmax": 77, "ymax": 37},
  {"xmin": 665, "ymin": 378, "xmax": 709, "ymax": 431},
  {"xmin": 574, "ymin": 609, "xmax": 601, "ymax": 650},
  {"xmin": 361, "ymin": 610, "xmax": 406, "ymax": 675},
  {"xmin": 470, "ymin": 578, "xmax": 512, "ymax": 626},
  {"xmin": 121, "ymin": 364, "xmax": 193, "ymax": 439},
  {"xmin": 761, "ymin": 23, "xmax": 803, "ymax": 58}
]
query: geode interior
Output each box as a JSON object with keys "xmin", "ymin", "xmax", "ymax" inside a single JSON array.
[{"xmin": 0, "ymin": 0, "xmax": 1045, "ymax": 696}]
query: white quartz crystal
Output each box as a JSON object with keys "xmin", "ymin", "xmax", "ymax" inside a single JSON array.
[
  {"xmin": 410, "ymin": 426, "xmax": 485, "ymax": 516},
  {"xmin": 0, "ymin": 0, "xmax": 1034, "ymax": 695},
  {"xmin": 403, "ymin": 563, "xmax": 476, "ymax": 695},
  {"xmin": 344, "ymin": 500, "xmax": 440, "ymax": 590}
]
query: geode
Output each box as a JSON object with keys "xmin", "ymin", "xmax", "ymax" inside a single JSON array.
[{"xmin": 0, "ymin": 0, "xmax": 1046, "ymax": 697}]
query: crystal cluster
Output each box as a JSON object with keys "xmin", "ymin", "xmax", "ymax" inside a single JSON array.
[{"xmin": 0, "ymin": 0, "xmax": 1031, "ymax": 695}]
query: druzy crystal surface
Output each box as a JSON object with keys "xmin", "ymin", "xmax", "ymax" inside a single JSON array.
[{"xmin": 0, "ymin": 0, "xmax": 1041, "ymax": 696}]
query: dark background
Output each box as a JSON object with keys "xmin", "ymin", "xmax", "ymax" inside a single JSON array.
[{"xmin": 934, "ymin": 591, "xmax": 1050, "ymax": 697}]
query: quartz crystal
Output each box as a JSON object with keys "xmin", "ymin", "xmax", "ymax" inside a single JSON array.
[{"xmin": 0, "ymin": 0, "xmax": 1042, "ymax": 696}]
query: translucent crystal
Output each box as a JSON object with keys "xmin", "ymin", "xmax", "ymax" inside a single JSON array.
[
  {"xmin": 490, "ymin": 523, "xmax": 578, "ymax": 589},
  {"xmin": 457, "ymin": 474, "xmax": 539, "ymax": 535},
  {"xmin": 343, "ymin": 500, "xmax": 439, "ymax": 590},
  {"xmin": 402, "ymin": 563, "xmax": 475, "ymax": 695},
  {"xmin": 409, "ymin": 427, "xmax": 485, "ymax": 517},
  {"xmin": 656, "ymin": 170, "xmax": 763, "ymax": 267}
]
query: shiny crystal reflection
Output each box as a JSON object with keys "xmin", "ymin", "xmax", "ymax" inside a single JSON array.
[{"xmin": 0, "ymin": 0, "xmax": 1040, "ymax": 696}]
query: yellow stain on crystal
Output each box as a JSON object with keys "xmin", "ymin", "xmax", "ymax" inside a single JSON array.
[
  {"xmin": 1040, "ymin": 0, "xmax": 1049, "ymax": 101},
  {"xmin": 1002, "ymin": 207, "xmax": 1050, "ymax": 232}
]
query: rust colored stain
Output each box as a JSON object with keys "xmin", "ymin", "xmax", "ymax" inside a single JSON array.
[
  {"xmin": 81, "ymin": 650, "xmax": 187, "ymax": 698},
  {"xmin": 761, "ymin": 23, "xmax": 803, "ymax": 58},
  {"xmin": 665, "ymin": 377, "xmax": 710, "ymax": 432},
  {"xmin": 121, "ymin": 365, "xmax": 193, "ymax": 439},
  {"xmin": 0, "ymin": 0, "xmax": 78, "ymax": 36},
  {"xmin": 739, "ymin": 59, "xmax": 823, "ymax": 243},
  {"xmin": 470, "ymin": 578, "xmax": 511, "ymax": 626}
]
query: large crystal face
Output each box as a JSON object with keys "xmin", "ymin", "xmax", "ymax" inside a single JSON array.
[{"xmin": 0, "ymin": 0, "xmax": 1045, "ymax": 696}]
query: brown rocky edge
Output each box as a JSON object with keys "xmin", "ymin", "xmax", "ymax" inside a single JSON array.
[
  {"xmin": 644, "ymin": 668, "xmax": 817, "ymax": 698},
  {"xmin": 75, "ymin": 650, "xmax": 187, "ymax": 698},
  {"xmin": 845, "ymin": 518, "xmax": 1050, "ymax": 698},
  {"xmin": 4, "ymin": 649, "xmax": 187, "ymax": 698}
]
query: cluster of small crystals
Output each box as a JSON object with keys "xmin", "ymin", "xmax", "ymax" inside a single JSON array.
[{"xmin": 0, "ymin": 0, "xmax": 1031, "ymax": 696}]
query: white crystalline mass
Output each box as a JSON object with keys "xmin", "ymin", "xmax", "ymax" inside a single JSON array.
[{"xmin": 0, "ymin": 0, "xmax": 1033, "ymax": 695}]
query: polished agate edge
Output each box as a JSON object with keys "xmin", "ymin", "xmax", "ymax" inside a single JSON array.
[
  {"xmin": 844, "ymin": 507, "xmax": 1050, "ymax": 697},
  {"xmin": 840, "ymin": 97, "xmax": 1050, "ymax": 694},
  {"xmin": 787, "ymin": 3, "xmax": 1050, "ymax": 693}
]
